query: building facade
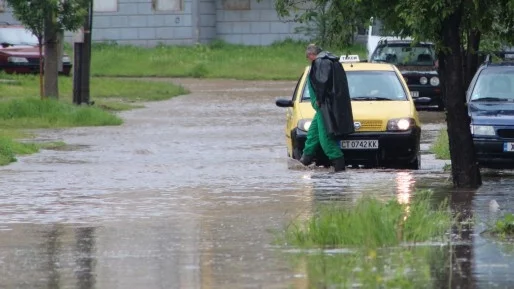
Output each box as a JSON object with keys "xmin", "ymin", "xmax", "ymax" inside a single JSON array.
[{"xmin": 0, "ymin": 0, "xmax": 305, "ymax": 46}]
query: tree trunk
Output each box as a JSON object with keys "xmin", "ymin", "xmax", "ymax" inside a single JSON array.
[
  {"xmin": 465, "ymin": 29, "xmax": 481, "ymax": 88},
  {"xmin": 38, "ymin": 37, "xmax": 44, "ymax": 100},
  {"xmin": 44, "ymin": 11, "xmax": 59, "ymax": 99},
  {"xmin": 439, "ymin": 9, "xmax": 482, "ymax": 188}
]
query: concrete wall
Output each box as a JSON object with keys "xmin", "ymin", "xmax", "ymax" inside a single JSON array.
[
  {"xmin": 92, "ymin": 0, "xmax": 195, "ymax": 46},
  {"xmin": 0, "ymin": 0, "xmax": 306, "ymax": 47},
  {"xmin": 215, "ymin": 0, "xmax": 303, "ymax": 45},
  {"xmin": 199, "ymin": 0, "xmax": 217, "ymax": 43}
]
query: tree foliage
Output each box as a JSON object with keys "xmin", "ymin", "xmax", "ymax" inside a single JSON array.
[
  {"xmin": 7, "ymin": 0, "xmax": 88, "ymax": 41},
  {"xmin": 271, "ymin": 0, "xmax": 368, "ymax": 47}
]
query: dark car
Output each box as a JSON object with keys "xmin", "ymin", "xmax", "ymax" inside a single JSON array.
[
  {"xmin": 0, "ymin": 24, "xmax": 72, "ymax": 76},
  {"xmin": 370, "ymin": 39, "xmax": 443, "ymax": 110},
  {"xmin": 466, "ymin": 52, "xmax": 514, "ymax": 169}
]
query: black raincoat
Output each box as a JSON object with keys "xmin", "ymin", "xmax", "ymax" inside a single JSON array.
[{"xmin": 309, "ymin": 51, "xmax": 355, "ymax": 139}]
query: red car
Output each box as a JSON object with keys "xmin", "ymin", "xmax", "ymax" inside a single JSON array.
[{"xmin": 0, "ymin": 24, "xmax": 72, "ymax": 76}]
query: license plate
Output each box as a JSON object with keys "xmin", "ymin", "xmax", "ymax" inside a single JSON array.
[
  {"xmin": 340, "ymin": 140, "xmax": 379, "ymax": 150},
  {"xmin": 411, "ymin": 91, "xmax": 419, "ymax": 98},
  {"xmin": 503, "ymin": 142, "xmax": 514, "ymax": 152}
]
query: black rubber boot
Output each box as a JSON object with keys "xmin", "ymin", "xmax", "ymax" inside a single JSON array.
[
  {"xmin": 300, "ymin": 154, "xmax": 314, "ymax": 166},
  {"xmin": 333, "ymin": 157, "xmax": 346, "ymax": 172}
]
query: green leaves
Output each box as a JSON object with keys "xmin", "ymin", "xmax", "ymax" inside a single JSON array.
[{"xmin": 5, "ymin": 0, "xmax": 89, "ymax": 38}]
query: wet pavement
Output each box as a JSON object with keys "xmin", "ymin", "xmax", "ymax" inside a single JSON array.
[{"xmin": 1, "ymin": 78, "xmax": 514, "ymax": 288}]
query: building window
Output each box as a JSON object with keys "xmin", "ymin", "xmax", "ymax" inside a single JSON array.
[
  {"xmin": 222, "ymin": 0, "xmax": 251, "ymax": 10},
  {"xmin": 93, "ymin": 0, "xmax": 118, "ymax": 12},
  {"xmin": 153, "ymin": 0, "xmax": 182, "ymax": 11}
]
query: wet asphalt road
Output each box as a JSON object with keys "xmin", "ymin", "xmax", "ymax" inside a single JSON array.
[{"xmin": 1, "ymin": 78, "xmax": 514, "ymax": 288}]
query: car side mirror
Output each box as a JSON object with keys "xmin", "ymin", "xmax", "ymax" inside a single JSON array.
[{"xmin": 275, "ymin": 98, "xmax": 293, "ymax": 108}]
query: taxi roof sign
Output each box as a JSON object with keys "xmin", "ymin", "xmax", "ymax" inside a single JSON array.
[{"xmin": 339, "ymin": 55, "xmax": 360, "ymax": 63}]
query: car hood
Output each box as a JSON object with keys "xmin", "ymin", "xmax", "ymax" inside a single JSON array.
[
  {"xmin": 351, "ymin": 101, "xmax": 414, "ymax": 120},
  {"xmin": 299, "ymin": 100, "xmax": 415, "ymax": 124},
  {"xmin": 469, "ymin": 102, "xmax": 514, "ymax": 125}
]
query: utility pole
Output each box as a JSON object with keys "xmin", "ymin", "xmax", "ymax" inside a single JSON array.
[{"xmin": 73, "ymin": 0, "xmax": 93, "ymax": 105}]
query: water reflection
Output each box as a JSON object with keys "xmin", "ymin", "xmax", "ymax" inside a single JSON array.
[
  {"xmin": 75, "ymin": 227, "xmax": 96, "ymax": 289},
  {"xmin": 43, "ymin": 225, "xmax": 62, "ymax": 289},
  {"xmin": 396, "ymin": 171, "xmax": 414, "ymax": 205},
  {"xmin": 288, "ymin": 246, "xmax": 449, "ymax": 289}
]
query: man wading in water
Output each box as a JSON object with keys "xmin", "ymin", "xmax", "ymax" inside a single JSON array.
[{"xmin": 300, "ymin": 44, "xmax": 354, "ymax": 172}]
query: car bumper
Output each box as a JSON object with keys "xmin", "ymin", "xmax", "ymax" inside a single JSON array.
[
  {"xmin": 408, "ymin": 85, "xmax": 442, "ymax": 106},
  {"xmin": 474, "ymin": 138, "xmax": 514, "ymax": 168},
  {"xmin": 294, "ymin": 127, "xmax": 421, "ymax": 165},
  {"xmin": 0, "ymin": 63, "xmax": 72, "ymax": 75}
]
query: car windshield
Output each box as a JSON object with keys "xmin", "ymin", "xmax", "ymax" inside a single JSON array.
[
  {"xmin": 0, "ymin": 27, "xmax": 38, "ymax": 46},
  {"xmin": 470, "ymin": 68, "xmax": 514, "ymax": 102},
  {"xmin": 372, "ymin": 43, "xmax": 435, "ymax": 66},
  {"xmin": 302, "ymin": 71, "xmax": 408, "ymax": 101}
]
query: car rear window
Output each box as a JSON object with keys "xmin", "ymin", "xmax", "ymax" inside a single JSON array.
[
  {"xmin": 302, "ymin": 71, "xmax": 408, "ymax": 101},
  {"xmin": 470, "ymin": 67, "xmax": 514, "ymax": 102}
]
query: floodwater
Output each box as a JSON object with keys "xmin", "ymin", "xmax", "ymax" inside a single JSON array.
[{"xmin": 0, "ymin": 78, "xmax": 514, "ymax": 288}]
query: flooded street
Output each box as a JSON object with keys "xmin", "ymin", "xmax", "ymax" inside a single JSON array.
[{"xmin": 1, "ymin": 78, "xmax": 514, "ymax": 288}]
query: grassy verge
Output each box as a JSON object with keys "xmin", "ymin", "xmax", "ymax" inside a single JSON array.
[
  {"xmin": 0, "ymin": 97, "xmax": 122, "ymax": 165},
  {"xmin": 0, "ymin": 97, "xmax": 123, "ymax": 129},
  {"xmin": 430, "ymin": 129, "xmax": 450, "ymax": 160},
  {"xmin": 0, "ymin": 134, "xmax": 66, "ymax": 166},
  {"xmin": 280, "ymin": 190, "xmax": 452, "ymax": 248},
  {"xmin": 0, "ymin": 74, "xmax": 188, "ymax": 111},
  {"xmin": 82, "ymin": 39, "xmax": 367, "ymax": 80}
]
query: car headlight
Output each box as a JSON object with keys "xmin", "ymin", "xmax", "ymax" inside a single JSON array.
[
  {"xmin": 8, "ymin": 57, "xmax": 28, "ymax": 63},
  {"xmin": 470, "ymin": 125, "xmax": 495, "ymax": 136},
  {"xmin": 298, "ymin": 119, "xmax": 312, "ymax": 132},
  {"xmin": 420, "ymin": 76, "xmax": 428, "ymax": 85},
  {"xmin": 430, "ymin": 76, "xmax": 440, "ymax": 86},
  {"xmin": 387, "ymin": 118, "xmax": 414, "ymax": 131},
  {"xmin": 62, "ymin": 56, "xmax": 70, "ymax": 63}
]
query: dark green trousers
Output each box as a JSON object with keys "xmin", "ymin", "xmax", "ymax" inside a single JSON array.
[{"xmin": 302, "ymin": 78, "xmax": 344, "ymax": 160}]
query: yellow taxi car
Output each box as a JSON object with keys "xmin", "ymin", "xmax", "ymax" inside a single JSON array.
[{"xmin": 275, "ymin": 55, "xmax": 421, "ymax": 169}]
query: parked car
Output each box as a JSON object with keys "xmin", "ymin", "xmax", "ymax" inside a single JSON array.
[
  {"xmin": 369, "ymin": 39, "xmax": 443, "ymax": 110},
  {"xmin": 0, "ymin": 24, "xmax": 72, "ymax": 76},
  {"xmin": 466, "ymin": 52, "xmax": 514, "ymax": 169},
  {"xmin": 275, "ymin": 55, "xmax": 421, "ymax": 169}
]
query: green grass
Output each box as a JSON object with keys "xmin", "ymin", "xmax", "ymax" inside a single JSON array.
[
  {"xmin": 0, "ymin": 97, "xmax": 123, "ymax": 129},
  {"xmin": 0, "ymin": 97, "xmax": 120, "ymax": 165},
  {"xmin": 0, "ymin": 73, "xmax": 188, "ymax": 111},
  {"xmin": 430, "ymin": 129, "xmax": 451, "ymax": 160},
  {"xmin": 490, "ymin": 213, "xmax": 514, "ymax": 240},
  {"xmin": 280, "ymin": 190, "xmax": 453, "ymax": 248},
  {"xmin": 84, "ymin": 39, "xmax": 367, "ymax": 80},
  {"xmin": 0, "ymin": 136, "xmax": 39, "ymax": 165},
  {"xmin": 0, "ymin": 135, "xmax": 66, "ymax": 166}
]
